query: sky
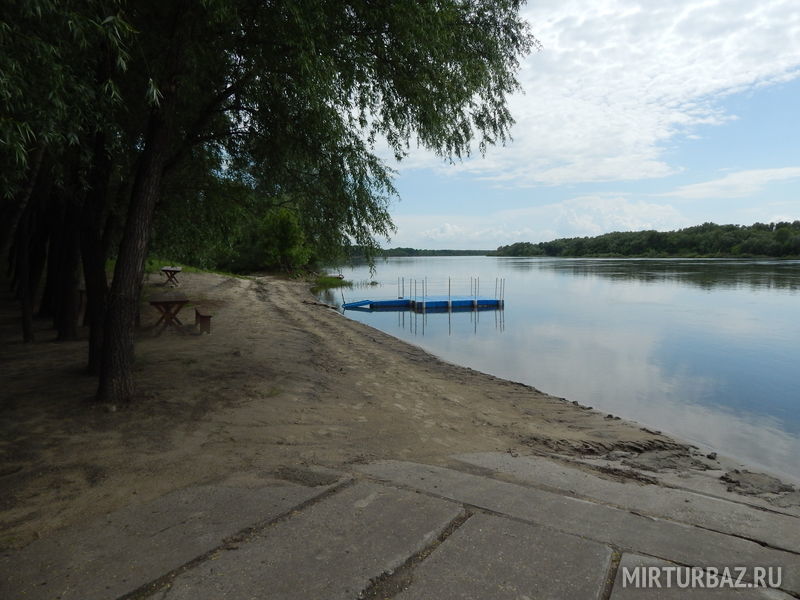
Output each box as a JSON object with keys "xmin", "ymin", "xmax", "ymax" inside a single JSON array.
[{"xmin": 380, "ymin": 0, "xmax": 800, "ymax": 250}]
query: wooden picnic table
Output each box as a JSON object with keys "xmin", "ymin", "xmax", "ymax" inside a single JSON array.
[
  {"xmin": 161, "ymin": 265, "xmax": 182, "ymax": 286},
  {"xmin": 149, "ymin": 291, "xmax": 189, "ymax": 336}
]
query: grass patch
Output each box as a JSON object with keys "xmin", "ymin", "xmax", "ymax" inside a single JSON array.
[{"xmin": 312, "ymin": 274, "xmax": 353, "ymax": 291}]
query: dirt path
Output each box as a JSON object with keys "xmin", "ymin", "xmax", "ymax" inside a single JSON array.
[{"xmin": 0, "ymin": 272, "xmax": 687, "ymax": 548}]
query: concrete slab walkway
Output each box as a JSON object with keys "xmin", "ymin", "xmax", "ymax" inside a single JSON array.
[
  {"xmin": 0, "ymin": 481, "xmax": 336, "ymax": 600},
  {"xmin": 2, "ymin": 454, "xmax": 798, "ymax": 599}
]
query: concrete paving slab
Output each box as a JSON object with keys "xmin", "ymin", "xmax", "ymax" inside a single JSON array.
[
  {"xmin": 159, "ymin": 481, "xmax": 464, "ymax": 600},
  {"xmin": 610, "ymin": 553, "xmax": 794, "ymax": 599},
  {"xmin": 570, "ymin": 455, "xmax": 800, "ymax": 519},
  {"xmin": 455, "ymin": 452, "xmax": 800, "ymax": 553},
  {"xmin": 394, "ymin": 513, "xmax": 612, "ymax": 600},
  {"xmin": 0, "ymin": 481, "xmax": 332, "ymax": 600},
  {"xmin": 358, "ymin": 461, "xmax": 800, "ymax": 595}
]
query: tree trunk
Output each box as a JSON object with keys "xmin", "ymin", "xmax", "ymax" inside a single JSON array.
[
  {"xmin": 38, "ymin": 189, "xmax": 65, "ymax": 320},
  {"xmin": 12, "ymin": 154, "xmax": 52, "ymax": 342},
  {"xmin": 96, "ymin": 4, "xmax": 186, "ymax": 403},
  {"xmin": 0, "ymin": 146, "xmax": 45, "ymax": 260},
  {"xmin": 15, "ymin": 208, "xmax": 34, "ymax": 342},
  {"xmin": 96, "ymin": 108, "xmax": 175, "ymax": 403},
  {"xmin": 55, "ymin": 193, "xmax": 82, "ymax": 341},
  {"xmin": 37, "ymin": 231, "xmax": 58, "ymax": 319},
  {"xmin": 81, "ymin": 131, "xmax": 112, "ymax": 373},
  {"xmin": 48, "ymin": 154, "xmax": 84, "ymax": 342},
  {"xmin": 79, "ymin": 46, "xmax": 117, "ymax": 370},
  {"xmin": 28, "ymin": 216, "xmax": 49, "ymax": 313}
]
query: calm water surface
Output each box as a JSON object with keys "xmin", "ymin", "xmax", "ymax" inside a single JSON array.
[{"xmin": 319, "ymin": 257, "xmax": 800, "ymax": 482}]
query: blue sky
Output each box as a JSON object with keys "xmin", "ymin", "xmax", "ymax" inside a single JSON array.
[{"xmin": 379, "ymin": 0, "xmax": 800, "ymax": 249}]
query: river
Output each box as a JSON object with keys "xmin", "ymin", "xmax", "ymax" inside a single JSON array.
[{"xmin": 318, "ymin": 256, "xmax": 800, "ymax": 482}]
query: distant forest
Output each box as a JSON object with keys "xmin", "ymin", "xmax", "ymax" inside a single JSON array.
[
  {"xmin": 495, "ymin": 222, "xmax": 800, "ymax": 258},
  {"xmin": 350, "ymin": 247, "xmax": 491, "ymax": 258}
]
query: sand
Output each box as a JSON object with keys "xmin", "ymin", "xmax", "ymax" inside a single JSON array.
[{"xmin": 0, "ymin": 271, "xmax": 793, "ymax": 549}]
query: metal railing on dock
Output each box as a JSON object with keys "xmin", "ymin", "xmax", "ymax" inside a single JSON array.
[{"xmin": 342, "ymin": 276, "xmax": 506, "ymax": 313}]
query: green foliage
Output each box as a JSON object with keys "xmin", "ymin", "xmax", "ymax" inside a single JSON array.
[
  {"xmin": 219, "ymin": 208, "xmax": 313, "ymax": 273},
  {"xmin": 150, "ymin": 166, "xmax": 257, "ymax": 270},
  {"xmin": 141, "ymin": 0, "xmax": 534, "ymax": 272},
  {"xmin": 198, "ymin": 0, "xmax": 533, "ymax": 264},
  {"xmin": 0, "ymin": 0, "xmax": 132, "ymax": 197},
  {"xmin": 261, "ymin": 209, "xmax": 313, "ymax": 270},
  {"xmin": 496, "ymin": 222, "xmax": 800, "ymax": 258},
  {"xmin": 349, "ymin": 246, "xmax": 491, "ymax": 258},
  {"xmin": 4, "ymin": 0, "xmax": 533, "ymax": 258},
  {"xmin": 312, "ymin": 275, "xmax": 353, "ymax": 291},
  {"xmin": 141, "ymin": 256, "xmax": 242, "ymax": 279}
]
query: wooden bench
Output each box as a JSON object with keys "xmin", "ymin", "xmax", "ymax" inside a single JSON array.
[{"xmin": 194, "ymin": 307, "xmax": 213, "ymax": 334}]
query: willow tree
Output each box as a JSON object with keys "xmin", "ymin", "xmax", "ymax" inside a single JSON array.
[
  {"xmin": 81, "ymin": 0, "xmax": 535, "ymax": 403},
  {"xmin": 1, "ymin": 1, "xmax": 131, "ymax": 347}
]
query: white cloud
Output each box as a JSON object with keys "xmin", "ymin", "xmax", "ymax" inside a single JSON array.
[
  {"xmin": 391, "ymin": 0, "xmax": 800, "ymax": 185},
  {"xmin": 553, "ymin": 195, "xmax": 688, "ymax": 235},
  {"xmin": 391, "ymin": 195, "xmax": 688, "ymax": 248},
  {"xmin": 665, "ymin": 167, "xmax": 800, "ymax": 199}
]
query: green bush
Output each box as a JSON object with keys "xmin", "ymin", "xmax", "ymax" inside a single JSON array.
[{"xmin": 223, "ymin": 208, "xmax": 312, "ymax": 272}]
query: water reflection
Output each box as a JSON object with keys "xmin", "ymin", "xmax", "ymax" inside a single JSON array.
[
  {"xmin": 342, "ymin": 304, "xmax": 506, "ymax": 337},
  {"xmin": 325, "ymin": 257, "xmax": 800, "ymax": 481},
  {"xmin": 505, "ymin": 257, "xmax": 800, "ymax": 292}
]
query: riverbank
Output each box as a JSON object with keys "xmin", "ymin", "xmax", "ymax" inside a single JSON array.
[{"xmin": 1, "ymin": 271, "xmax": 798, "ymax": 549}]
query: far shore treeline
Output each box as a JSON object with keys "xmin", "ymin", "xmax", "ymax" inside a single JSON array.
[
  {"xmin": 494, "ymin": 222, "xmax": 800, "ymax": 258},
  {"xmin": 358, "ymin": 221, "xmax": 800, "ymax": 260},
  {"xmin": 352, "ymin": 247, "xmax": 491, "ymax": 258}
]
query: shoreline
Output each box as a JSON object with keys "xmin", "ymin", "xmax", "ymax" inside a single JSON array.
[
  {"xmin": 328, "ymin": 281, "xmax": 800, "ymax": 490},
  {"xmin": 1, "ymin": 271, "xmax": 798, "ymax": 549}
]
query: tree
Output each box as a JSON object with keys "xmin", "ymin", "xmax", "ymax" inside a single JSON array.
[
  {"xmin": 3, "ymin": 1, "xmax": 534, "ymax": 402},
  {"xmin": 1, "ymin": 0, "xmax": 131, "ymax": 349},
  {"xmin": 89, "ymin": 0, "xmax": 535, "ymax": 403}
]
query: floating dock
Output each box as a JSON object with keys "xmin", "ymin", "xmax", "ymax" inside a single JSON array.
[
  {"xmin": 341, "ymin": 276, "xmax": 506, "ymax": 313},
  {"xmin": 342, "ymin": 295, "xmax": 503, "ymax": 312}
]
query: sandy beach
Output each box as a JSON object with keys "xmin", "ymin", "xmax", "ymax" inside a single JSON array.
[{"xmin": 1, "ymin": 271, "xmax": 797, "ymax": 550}]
